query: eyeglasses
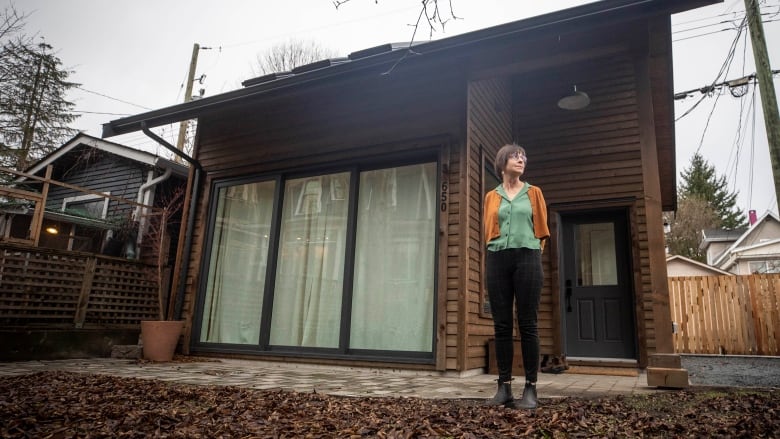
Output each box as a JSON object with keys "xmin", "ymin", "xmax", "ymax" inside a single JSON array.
[{"xmin": 509, "ymin": 151, "xmax": 527, "ymax": 162}]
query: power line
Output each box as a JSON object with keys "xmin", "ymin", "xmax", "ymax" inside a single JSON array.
[
  {"xmin": 675, "ymin": 14, "xmax": 748, "ymax": 121},
  {"xmin": 72, "ymin": 110, "xmax": 133, "ymax": 116},
  {"xmin": 74, "ymin": 86, "xmax": 153, "ymax": 110},
  {"xmin": 673, "ymin": 17, "xmax": 778, "ymax": 42}
]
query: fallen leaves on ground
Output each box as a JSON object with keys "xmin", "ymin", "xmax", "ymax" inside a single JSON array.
[{"xmin": 0, "ymin": 371, "xmax": 776, "ymax": 438}]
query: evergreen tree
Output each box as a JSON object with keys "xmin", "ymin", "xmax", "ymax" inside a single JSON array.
[
  {"xmin": 678, "ymin": 153, "xmax": 746, "ymax": 230},
  {"xmin": 0, "ymin": 40, "xmax": 79, "ymax": 174}
]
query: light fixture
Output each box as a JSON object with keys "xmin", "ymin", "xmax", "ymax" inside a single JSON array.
[
  {"xmin": 557, "ymin": 85, "xmax": 590, "ymax": 110},
  {"xmin": 45, "ymin": 226, "xmax": 59, "ymax": 235}
]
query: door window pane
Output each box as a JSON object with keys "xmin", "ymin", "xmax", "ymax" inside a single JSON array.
[
  {"xmin": 270, "ymin": 173, "xmax": 349, "ymax": 348},
  {"xmin": 350, "ymin": 163, "xmax": 436, "ymax": 352},
  {"xmin": 200, "ymin": 181, "xmax": 275, "ymax": 344},
  {"xmin": 575, "ymin": 222, "xmax": 618, "ymax": 286}
]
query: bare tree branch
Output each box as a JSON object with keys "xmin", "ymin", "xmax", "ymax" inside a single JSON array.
[
  {"xmin": 334, "ymin": 1, "xmax": 461, "ymax": 75},
  {"xmin": 0, "ymin": 2, "xmax": 27, "ymax": 43},
  {"xmin": 252, "ymin": 39, "xmax": 339, "ymax": 76}
]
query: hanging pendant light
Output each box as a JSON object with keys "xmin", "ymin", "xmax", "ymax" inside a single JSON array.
[{"xmin": 557, "ymin": 85, "xmax": 591, "ymax": 110}]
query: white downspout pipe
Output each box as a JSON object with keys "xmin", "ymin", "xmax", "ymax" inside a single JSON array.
[{"xmin": 134, "ymin": 167, "xmax": 173, "ymax": 255}]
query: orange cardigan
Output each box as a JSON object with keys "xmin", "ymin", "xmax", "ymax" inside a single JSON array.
[{"xmin": 483, "ymin": 185, "xmax": 550, "ymax": 251}]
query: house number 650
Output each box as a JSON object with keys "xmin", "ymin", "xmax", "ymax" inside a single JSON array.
[{"xmin": 440, "ymin": 181, "xmax": 448, "ymax": 212}]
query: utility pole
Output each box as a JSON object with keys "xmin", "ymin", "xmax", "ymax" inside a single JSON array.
[
  {"xmin": 745, "ymin": 0, "xmax": 780, "ymax": 208},
  {"xmin": 175, "ymin": 43, "xmax": 200, "ymax": 163}
]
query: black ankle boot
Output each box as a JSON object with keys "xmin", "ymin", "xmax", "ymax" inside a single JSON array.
[
  {"xmin": 485, "ymin": 381, "xmax": 514, "ymax": 406},
  {"xmin": 513, "ymin": 381, "xmax": 537, "ymax": 409}
]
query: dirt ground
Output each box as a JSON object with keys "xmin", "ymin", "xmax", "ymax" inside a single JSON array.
[{"xmin": 1, "ymin": 371, "xmax": 777, "ymax": 438}]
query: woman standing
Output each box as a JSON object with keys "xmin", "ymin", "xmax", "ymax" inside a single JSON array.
[{"xmin": 483, "ymin": 143, "xmax": 549, "ymax": 410}]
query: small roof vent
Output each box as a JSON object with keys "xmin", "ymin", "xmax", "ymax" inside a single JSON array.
[
  {"xmin": 242, "ymin": 72, "xmax": 294, "ymax": 88},
  {"xmin": 348, "ymin": 42, "xmax": 415, "ymax": 60}
]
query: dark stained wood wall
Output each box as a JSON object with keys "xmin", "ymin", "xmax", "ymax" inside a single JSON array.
[
  {"xmin": 511, "ymin": 53, "xmax": 655, "ymax": 363},
  {"xmin": 464, "ymin": 78, "xmax": 513, "ymax": 370},
  {"xmin": 461, "ymin": 48, "xmax": 668, "ymax": 371},
  {"xmin": 174, "ymin": 17, "xmax": 673, "ymax": 372},
  {"xmin": 178, "ymin": 60, "xmax": 469, "ymax": 369}
]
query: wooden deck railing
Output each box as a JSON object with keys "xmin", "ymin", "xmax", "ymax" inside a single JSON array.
[
  {"xmin": 668, "ymin": 274, "xmax": 780, "ymax": 355},
  {"xmin": 0, "ymin": 242, "xmax": 160, "ymax": 329}
]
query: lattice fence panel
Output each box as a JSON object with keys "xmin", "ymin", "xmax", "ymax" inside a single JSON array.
[
  {"xmin": 83, "ymin": 259, "xmax": 160, "ymax": 327},
  {"xmin": 1, "ymin": 242, "xmax": 160, "ymax": 329},
  {"xmin": 0, "ymin": 247, "xmax": 87, "ymax": 326}
]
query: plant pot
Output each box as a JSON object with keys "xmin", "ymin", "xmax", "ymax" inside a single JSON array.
[{"xmin": 140, "ymin": 320, "xmax": 184, "ymax": 361}]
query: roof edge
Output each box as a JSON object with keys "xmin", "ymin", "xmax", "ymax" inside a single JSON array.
[{"xmin": 103, "ymin": 0, "xmax": 721, "ymax": 138}]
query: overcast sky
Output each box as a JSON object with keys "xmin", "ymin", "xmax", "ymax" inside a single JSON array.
[{"xmin": 13, "ymin": 0, "xmax": 780, "ymax": 217}]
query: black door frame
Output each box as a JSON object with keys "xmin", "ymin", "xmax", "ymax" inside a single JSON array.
[{"xmin": 551, "ymin": 203, "xmax": 638, "ymax": 361}]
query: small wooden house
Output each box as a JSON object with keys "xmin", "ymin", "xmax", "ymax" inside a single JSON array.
[
  {"xmin": 1, "ymin": 133, "xmax": 187, "ymax": 259},
  {"xmin": 104, "ymin": 0, "xmax": 720, "ymax": 374}
]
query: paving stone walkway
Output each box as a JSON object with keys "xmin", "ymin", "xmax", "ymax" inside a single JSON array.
[{"xmin": 0, "ymin": 358, "xmax": 661, "ymax": 400}]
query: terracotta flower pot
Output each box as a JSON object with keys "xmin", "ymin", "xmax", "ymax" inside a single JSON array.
[{"xmin": 140, "ymin": 320, "xmax": 184, "ymax": 361}]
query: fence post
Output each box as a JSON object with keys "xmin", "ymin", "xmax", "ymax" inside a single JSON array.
[{"xmin": 74, "ymin": 257, "xmax": 97, "ymax": 328}]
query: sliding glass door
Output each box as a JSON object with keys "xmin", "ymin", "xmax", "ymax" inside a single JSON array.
[{"xmin": 197, "ymin": 160, "xmax": 438, "ymax": 360}]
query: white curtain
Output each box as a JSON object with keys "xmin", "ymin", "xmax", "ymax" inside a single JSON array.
[
  {"xmin": 350, "ymin": 163, "xmax": 436, "ymax": 352},
  {"xmin": 270, "ymin": 173, "xmax": 349, "ymax": 348},
  {"xmin": 200, "ymin": 181, "xmax": 274, "ymax": 344}
]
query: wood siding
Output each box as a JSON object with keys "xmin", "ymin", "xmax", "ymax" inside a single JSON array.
[
  {"xmin": 176, "ymin": 18, "xmax": 673, "ymax": 372},
  {"xmin": 509, "ymin": 53, "xmax": 655, "ymax": 364},
  {"xmin": 179, "ymin": 60, "xmax": 468, "ymax": 369},
  {"xmin": 464, "ymin": 78, "xmax": 513, "ymax": 371},
  {"xmin": 45, "ymin": 152, "xmax": 148, "ymax": 221}
]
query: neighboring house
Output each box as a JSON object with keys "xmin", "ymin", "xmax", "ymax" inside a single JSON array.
[
  {"xmin": 699, "ymin": 228, "xmax": 747, "ymax": 267},
  {"xmin": 103, "ymin": 0, "xmax": 718, "ymax": 374},
  {"xmin": 0, "ymin": 133, "xmax": 188, "ymax": 259},
  {"xmin": 702, "ymin": 212, "xmax": 780, "ymax": 274},
  {"xmin": 666, "ymin": 255, "xmax": 732, "ymax": 277}
]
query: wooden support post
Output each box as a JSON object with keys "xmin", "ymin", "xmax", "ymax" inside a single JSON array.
[
  {"xmin": 31, "ymin": 165, "xmax": 52, "ymax": 246},
  {"xmin": 74, "ymin": 257, "xmax": 97, "ymax": 328}
]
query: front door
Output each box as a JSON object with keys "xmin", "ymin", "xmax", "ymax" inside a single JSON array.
[{"xmin": 561, "ymin": 210, "xmax": 635, "ymax": 359}]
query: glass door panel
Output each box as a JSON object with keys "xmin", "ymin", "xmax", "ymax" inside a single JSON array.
[
  {"xmin": 350, "ymin": 163, "xmax": 436, "ymax": 352},
  {"xmin": 200, "ymin": 180, "xmax": 275, "ymax": 344},
  {"xmin": 270, "ymin": 173, "xmax": 349, "ymax": 348}
]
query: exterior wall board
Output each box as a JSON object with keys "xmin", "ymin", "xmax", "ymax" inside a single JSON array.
[{"xmin": 464, "ymin": 77, "xmax": 513, "ymax": 371}]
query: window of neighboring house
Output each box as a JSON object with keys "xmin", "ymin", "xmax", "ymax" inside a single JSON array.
[
  {"xmin": 749, "ymin": 260, "xmax": 780, "ymax": 274},
  {"xmin": 480, "ymin": 154, "xmax": 501, "ymax": 317},
  {"xmin": 61, "ymin": 194, "xmax": 110, "ymax": 252},
  {"xmin": 62, "ymin": 194, "xmax": 109, "ymax": 219},
  {"xmin": 197, "ymin": 160, "xmax": 438, "ymax": 358}
]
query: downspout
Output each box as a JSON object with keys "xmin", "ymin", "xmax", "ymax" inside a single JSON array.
[
  {"xmin": 140, "ymin": 122, "xmax": 203, "ymax": 321},
  {"xmin": 134, "ymin": 167, "xmax": 173, "ymax": 251}
]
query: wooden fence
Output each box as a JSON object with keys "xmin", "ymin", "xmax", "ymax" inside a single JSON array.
[
  {"xmin": 0, "ymin": 242, "xmax": 160, "ymax": 329},
  {"xmin": 668, "ymin": 274, "xmax": 780, "ymax": 355}
]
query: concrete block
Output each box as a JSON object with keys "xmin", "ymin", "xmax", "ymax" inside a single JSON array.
[
  {"xmin": 648, "ymin": 353, "xmax": 682, "ymax": 369},
  {"xmin": 647, "ymin": 367, "xmax": 689, "ymax": 388},
  {"xmin": 111, "ymin": 344, "xmax": 141, "ymax": 359}
]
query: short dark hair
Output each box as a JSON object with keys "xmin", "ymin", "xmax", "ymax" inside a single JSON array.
[{"xmin": 494, "ymin": 143, "xmax": 527, "ymax": 177}]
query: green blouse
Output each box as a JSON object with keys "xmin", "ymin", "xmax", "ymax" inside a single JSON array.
[{"xmin": 486, "ymin": 183, "xmax": 541, "ymax": 252}]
